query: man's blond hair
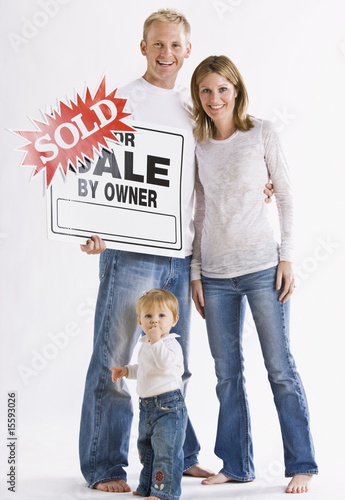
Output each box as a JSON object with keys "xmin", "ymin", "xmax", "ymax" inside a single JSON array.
[{"xmin": 143, "ymin": 8, "xmax": 191, "ymax": 42}]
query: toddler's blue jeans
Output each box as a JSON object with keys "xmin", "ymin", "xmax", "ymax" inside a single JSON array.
[{"xmin": 136, "ymin": 389, "xmax": 187, "ymax": 500}]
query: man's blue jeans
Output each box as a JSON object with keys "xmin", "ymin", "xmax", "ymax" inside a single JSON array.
[
  {"xmin": 136, "ymin": 390, "xmax": 187, "ymax": 500},
  {"xmin": 202, "ymin": 266, "xmax": 318, "ymax": 481},
  {"xmin": 79, "ymin": 250, "xmax": 200, "ymax": 487}
]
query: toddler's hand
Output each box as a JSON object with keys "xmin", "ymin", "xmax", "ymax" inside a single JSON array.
[
  {"xmin": 110, "ymin": 366, "xmax": 128, "ymax": 382},
  {"xmin": 147, "ymin": 326, "xmax": 162, "ymax": 344}
]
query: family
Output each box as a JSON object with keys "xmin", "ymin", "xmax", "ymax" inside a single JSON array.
[{"xmin": 78, "ymin": 8, "xmax": 318, "ymax": 499}]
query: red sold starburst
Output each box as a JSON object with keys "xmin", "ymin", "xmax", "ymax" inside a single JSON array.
[{"xmin": 12, "ymin": 77, "xmax": 135, "ymax": 187}]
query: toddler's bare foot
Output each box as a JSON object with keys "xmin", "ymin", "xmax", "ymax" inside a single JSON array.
[
  {"xmin": 202, "ymin": 472, "xmax": 234, "ymax": 485},
  {"xmin": 133, "ymin": 490, "xmax": 162, "ymax": 499},
  {"xmin": 95, "ymin": 479, "xmax": 131, "ymax": 492},
  {"xmin": 286, "ymin": 474, "xmax": 313, "ymax": 493},
  {"xmin": 183, "ymin": 464, "xmax": 215, "ymax": 478}
]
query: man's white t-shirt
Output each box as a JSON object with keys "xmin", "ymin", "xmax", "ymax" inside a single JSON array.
[{"xmin": 117, "ymin": 77, "xmax": 196, "ymax": 256}]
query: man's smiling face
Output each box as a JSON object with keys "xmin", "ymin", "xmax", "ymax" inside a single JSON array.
[{"xmin": 140, "ymin": 21, "xmax": 191, "ymax": 89}]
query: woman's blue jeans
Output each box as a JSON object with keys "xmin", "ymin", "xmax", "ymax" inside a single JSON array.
[
  {"xmin": 79, "ymin": 250, "xmax": 200, "ymax": 487},
  {"xmin": 137, "ymin": 390, "xmax": 187, "ymax": 500},
  {"xmin": 202, "ymin": 266, "xmax": 318, "ymax": 481}
]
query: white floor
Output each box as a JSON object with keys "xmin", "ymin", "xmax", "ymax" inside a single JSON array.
[{"xmin": 1, "ymin": 419, "xmax": 342, "ymax": 500}]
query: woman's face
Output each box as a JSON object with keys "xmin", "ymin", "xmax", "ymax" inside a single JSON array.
[{"xmin": 198, "ymin": 72, "xmax": 238, "ymax": 125}]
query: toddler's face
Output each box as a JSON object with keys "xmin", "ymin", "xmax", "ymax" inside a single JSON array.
[{"xmin": 138, "ymin": 302, "xmax": 177, "ymax": 337}]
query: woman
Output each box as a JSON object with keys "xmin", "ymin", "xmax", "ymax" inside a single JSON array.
[{"xmin": 190, "ymin": 55, "xmax": 318, "ymax": 494}]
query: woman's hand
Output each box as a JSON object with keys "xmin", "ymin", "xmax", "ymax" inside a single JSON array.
[
  {"xmin": 80, "ymin": 235, "xmax": 106, "ymax": 255},
  {"xmin": 191, "ymin": 279, "xmax": 205, "ymax": 319},
  {"xmin": 276, "ymin": 261, "xmax": 295, "ymax": 303},
  {"xmin": 264, "ymin": 182, "xmax": 274, "ymax": 203}
]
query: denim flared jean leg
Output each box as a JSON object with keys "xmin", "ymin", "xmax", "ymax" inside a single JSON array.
[
  {"xmin": 202, "ymin": 266, "xmax": 318, "ymax": 480},
  {"xmin": 79, "ymin": 250, "xmax": 200, "ymax": 487}
]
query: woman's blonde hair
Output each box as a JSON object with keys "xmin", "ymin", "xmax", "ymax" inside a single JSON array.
[
  {"xmin": 143, "ymin": 8, "xmax": 191, "ymax": 42},
  {"xmin": 136, "ymin": 289, "xmax": 179, "ymax": 321},
  {"xmin": 191, "ymin": 55, "xmax": 254, "ymax": 141}
]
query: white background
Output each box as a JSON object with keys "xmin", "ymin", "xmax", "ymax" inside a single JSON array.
[{"xmin": 1, "ymin": 1, "xmax": 344, "ymax": 499}]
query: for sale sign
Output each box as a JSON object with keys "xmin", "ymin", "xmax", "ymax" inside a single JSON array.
[
  {"xmin": 47, "ymin": 122, "xmax": 185, "ymax": 256},
  {"xmin": 12, "ymin": 77, "xmax": 186, "ymax": 257}
]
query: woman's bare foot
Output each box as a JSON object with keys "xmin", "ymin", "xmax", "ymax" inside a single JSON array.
[
  {"xmin": 202, "ymin": 472, "xmax": 234, "ymax": 485},
  {"xmin": 95, "ymin": 479, "xmax": 131, "ymax": 492},
  {"xmin": 286, "ymin": 474, "xmax": 313, "ymax": 493},
  {"xmin": 183, "ymin": 464, "xmax": 215, "ymax": 478}
]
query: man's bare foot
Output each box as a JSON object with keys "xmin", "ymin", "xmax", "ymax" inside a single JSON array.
[
  {"xmin": 183, "ymin": 464, "xmax": 215, "ymax": 478},
  {"xmin": 202, "ymin": 472, "xmax": 234, "ymax": 485},
  {"xmin": 95, "ymin": 479, "xmax": 131, "ymax": 492},
  {"xmin": 286, "ymin": 474, "xmax": 313, "ymax": 494}
]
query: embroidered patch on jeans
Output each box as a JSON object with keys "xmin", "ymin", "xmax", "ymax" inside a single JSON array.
[
  {"xmin": 154, "ymin": 483, "xmax": 165, "ymax": 491},
  {"xmin": 155, "ymin": 470, "xmax": 164, "ymax": 483}
]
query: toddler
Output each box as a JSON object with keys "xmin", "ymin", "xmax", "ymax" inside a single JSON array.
[{"xmin": 110, "ymin": 289, "xmax": 187, "ymax": 500}]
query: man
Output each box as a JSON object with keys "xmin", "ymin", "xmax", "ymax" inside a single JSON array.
[
  {"xmin": 79, "ymin": 9, "xmax": 206, "ymax": 493},
  {"xmin": 79, "ymin": 8, "xmax": 273, "ymax": 493}
]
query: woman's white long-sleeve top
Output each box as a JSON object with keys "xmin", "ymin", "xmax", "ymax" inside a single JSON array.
[{"xmin": 191, "ymin": 118, "xmax": 294, "ymax": 281}]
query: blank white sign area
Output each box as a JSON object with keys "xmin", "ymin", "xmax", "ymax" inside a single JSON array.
[{"xmin": 56, "ymin": 198, "xmax": 177, "ymax": 244}]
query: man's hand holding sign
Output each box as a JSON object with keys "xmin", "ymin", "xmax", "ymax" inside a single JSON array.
[{"xmin": 81, "ymin": 234, "xmax": 106, "ymax": 255}]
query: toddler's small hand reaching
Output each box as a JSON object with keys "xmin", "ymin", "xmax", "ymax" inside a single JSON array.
[{"xmin": 110, "ymin": 366, "xmax": 128, "ymax": 382}]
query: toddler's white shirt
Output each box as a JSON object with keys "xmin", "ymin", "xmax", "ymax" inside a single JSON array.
[{"xmin": 126, "ymin": 333, "xmax": 183, "ymax": 398}]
